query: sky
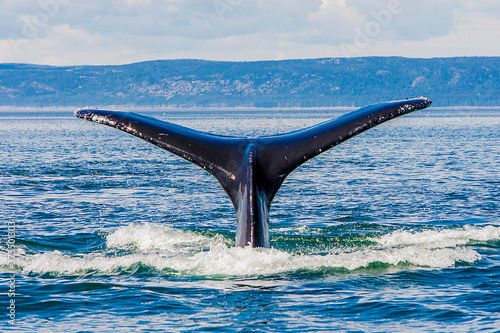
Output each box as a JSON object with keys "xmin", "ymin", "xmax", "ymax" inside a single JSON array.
[{"xmin": 0, "ymin": 0, "xmax": 499, "ymax": 66}]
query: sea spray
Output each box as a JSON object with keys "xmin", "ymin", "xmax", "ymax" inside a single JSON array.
[{"xmin": 6, "ymin": 224, "xmax": 498, "ymax": 276}]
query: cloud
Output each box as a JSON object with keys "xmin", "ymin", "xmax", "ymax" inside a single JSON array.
[
  {"xmin": 305, "ymin": 0, "xmax": 460, "ymax": 44},
  {"xmin": 0, "ymin": 0, "xmax": 498, "ymax": 65}
]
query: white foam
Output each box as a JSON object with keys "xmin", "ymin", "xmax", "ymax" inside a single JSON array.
[
  {"xmin": 2, "ymin": 224, "xmax": 498, "ymax": 276},
  {"xmin": 372, "ymin": 225, "xmax": 500, "ymax": 248},
  {"xmin": 105, "ymin": 223, "xmax": 211, "ymax": 252},
  {"xmin": 11, "ymin": 243, "xmax": 481, "ymax": 276}
]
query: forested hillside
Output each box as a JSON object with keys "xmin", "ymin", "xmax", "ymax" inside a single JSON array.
[{"xmin": 0, "ymin": 57, "xmax": 498, "ymax": 108}]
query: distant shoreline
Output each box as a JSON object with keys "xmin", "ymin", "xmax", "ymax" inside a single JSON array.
[
  {"xmin": 1, "ymin": 105, "xmax": 500, "ymax": 112},
  {"xmin": 3, "ymin": 58, "xmax": 499, "ymax": 109}
]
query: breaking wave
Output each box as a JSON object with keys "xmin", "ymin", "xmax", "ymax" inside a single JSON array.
[{"xmin": 2, "ymin": 224, "xmax": 499, "ymax": 277}]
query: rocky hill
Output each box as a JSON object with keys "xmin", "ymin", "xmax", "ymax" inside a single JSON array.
[{"xmin": 0, "ymin": 57, "xmax": 498, "ymax": 108}]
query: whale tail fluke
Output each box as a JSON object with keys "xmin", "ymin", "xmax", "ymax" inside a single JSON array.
[{"xmin": 75, "ymin": 97, "xmax": 431, "ymax": 247}]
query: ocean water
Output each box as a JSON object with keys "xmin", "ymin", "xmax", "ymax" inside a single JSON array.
[{"xmin": 1, "ymin": 108, "xmax": 499, "ymax": 332}]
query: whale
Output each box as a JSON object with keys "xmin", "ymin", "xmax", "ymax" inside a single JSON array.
[{"xmin": 75, "ymin": 97, "xmax": 431, "ymax": 248}]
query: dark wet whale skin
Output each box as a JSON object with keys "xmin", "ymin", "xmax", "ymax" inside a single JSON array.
[{"xmin": 75, "ymin": 97, "xmax": 432, "ymax": 247}]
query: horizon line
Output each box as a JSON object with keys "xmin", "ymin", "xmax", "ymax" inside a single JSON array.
[{"xmin": 1, "ymin": 55, "xmax": 498, "ymax": 68}]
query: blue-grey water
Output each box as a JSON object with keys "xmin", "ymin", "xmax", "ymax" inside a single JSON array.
[{"xmin": 1, "ymin": 108, "xmax": 499, "ymax": 332}]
